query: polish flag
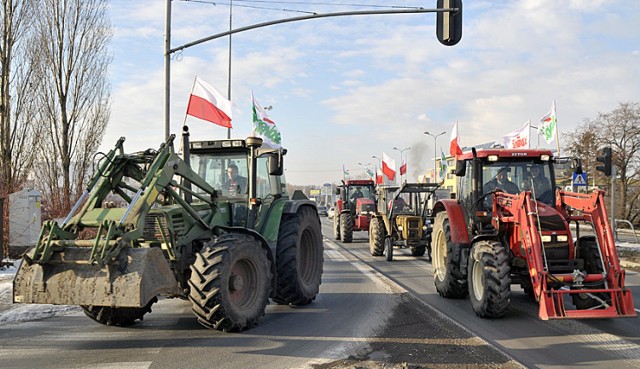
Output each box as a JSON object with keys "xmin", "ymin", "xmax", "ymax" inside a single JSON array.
[
  {"xmin": 399, "ymin": 158, "xmax": 407, "ymax": 175},
  {"xmin": 449, "ymin": 122, "xmax": 463, "ymax": 157},
  {"xmin": 376, "ymin": 168, "xmax": 384, "ymax": 184},
  {"xmin": 186, "ymin": 77, "xmax": 233, "ymax": 128},
  {"xmin": 382, "ymin": 152, "xmax": 396, "ymax": 181}
]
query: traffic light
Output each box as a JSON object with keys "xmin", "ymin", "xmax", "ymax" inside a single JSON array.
[
  {"xmin": 596, "ymin": 147, "xmax": 612, "ymax": 176},
  {"xmin": 436, "ymin": 0, "xmax": 463, "ymax": 46}
]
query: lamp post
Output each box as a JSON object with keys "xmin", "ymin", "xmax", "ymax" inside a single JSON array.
[
  {"xmin": 393, "ymin": 146, "xmax": 410, "ymax": 183},
  {"xmin": 358, "ymin": 162, "xmax": 372, "ymax": 179},
  {"xmin": 372, "ymin": 155, "xmax": 382, "ymax": 183},
  {"xmin": 424, "ymin": 131, "xmax": 446, "ymax": 183}
]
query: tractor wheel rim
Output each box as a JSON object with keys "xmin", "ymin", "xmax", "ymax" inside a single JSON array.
[
  {"xmin": 472, "ymin": 259, "xmax": 484, "ymax": 300},
  {"xmin": 433, "ymin": 228, "xmax": 446, "ymax": 280},
  {"xmin": 229, "ymin": 258, "xmax": 259, "ymax": 309}
]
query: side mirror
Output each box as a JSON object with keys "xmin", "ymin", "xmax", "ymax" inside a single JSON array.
[
  {"xmin": 455, "ymin": 160, "xmax": 466, "ymax": 176},
  {"xmin": 268, "ymin": 153, "xmax": 283, "ymax": 175},
  {"xmin": 335, "ymin": 188, "xmax": 341, "ymax": 195}
]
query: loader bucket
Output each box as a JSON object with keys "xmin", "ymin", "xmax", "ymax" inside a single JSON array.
[{"xmin": 13, "ymin": 247, "xmax": 181, "ymax": 308}]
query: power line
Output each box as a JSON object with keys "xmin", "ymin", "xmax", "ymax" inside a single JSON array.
[{"xmin": 179, "ymin": 0, "xmax": 424, "ymax": 15}]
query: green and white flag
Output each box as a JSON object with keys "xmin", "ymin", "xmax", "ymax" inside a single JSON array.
[
  {"xmin": 539, "ymin": 100, "xmax": 557, "ymax": 144},
  {"xmin": 252, "ymin": 91, "xmax": 281, "ymax": 148},
  {"xmin": 439, "ymin": 148, "xmax": 449, "ymax": 181}
]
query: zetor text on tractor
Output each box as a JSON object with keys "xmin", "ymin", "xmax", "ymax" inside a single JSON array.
[
  {"xmin": 333, "ymin": 179, "xmax": 376, "ymax": 243},
  {"xmin": 431, "ymin": 147, "xmax": 636, "ymax": 320}
]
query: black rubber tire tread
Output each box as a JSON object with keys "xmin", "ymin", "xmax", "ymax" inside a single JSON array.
[
  {"xmin": 273, "ymin": 206, "xmax": 324, "ymax": 306},
  {"xmin": 572, "ymin": 236, "xmax": 608, "ymax": 310},
  {"xmin": 369, "ymin": 217, "xmax": 385, "ymax": 256},
  {"xmin": 333, "ymin": 212, "xmax": 340, "ymax": 240},
  {"xmin": 432, "ymin": 212, "xmax": 468, "ymax": 298},
  {"xmin": 385, "ymin": 237, "xmax": 393, "ymax": 262},
  {"xmin": 339, "ymin": 212, "xmax": 353, "ymax": 243},
  {"xmin": 82, "ymin": 297, "xmax": 157, "ymax": 327},
  {"xmin": 411, "ymin": 244, "xmax": 426, "ymax": 256},
  {"xmin": 468, "ymin": 241, "xmax": 511, "ymax": 318},
  {"xmin": 188, "ymin": 233, "xmax": 271, "ymax": 332}
]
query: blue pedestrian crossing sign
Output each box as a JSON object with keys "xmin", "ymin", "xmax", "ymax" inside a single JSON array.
[{"xmin": 572, "ymin": 172, "xmax": 587, "ymax": 186}]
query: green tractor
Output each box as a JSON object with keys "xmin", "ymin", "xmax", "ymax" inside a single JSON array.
[{"xmin": 13, "ymin": 128, "xmax": 324, "ymax": 331}]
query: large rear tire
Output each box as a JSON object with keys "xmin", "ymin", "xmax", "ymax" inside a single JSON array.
[
  {"xmin": 432, "ymin": 212, "xmax": 468, "ymax": 298},
  {"xmin": 572, "ymin": 236, "xmax": 608, "ymax": 310},
  {"xmin": 273, "ymin": 206, "xmax": 324, "ymax": 305},
  {"xmin": 82, "ymin": 297, "xmax": 157, "ymax": 327},
  {"xmin": 188, "ymin": 233, "xmax": 271, "ymax": 332},
  {"xmin": 468, "ymin": 241, "xmax": 511, "ymax": 318},
  {"xmin": 339, "ymin": 212, "xmax": 353, "ymax": 243},
  {"xmin": 369, "ymin": 217, "xmax": 385, "ymax": 256},
  {"xmin": 333, "ymin": 212, "xmax": 340, "ymax": 240}
]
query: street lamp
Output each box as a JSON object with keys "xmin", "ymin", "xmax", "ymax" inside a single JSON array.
[
  {"xmin": 393, "ymin": 146, "xmax": 411, "ymax": 182},
  {"xmin": 424, "ymin": 131, "xmax": 446, "ymax": 183}
]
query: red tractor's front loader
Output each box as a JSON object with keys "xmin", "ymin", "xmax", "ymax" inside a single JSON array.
[
  {"xmin": 493, "ymin": 189, "xmax": 636, "ymax": 319},
  {"xmin": 431, "ymin": 147, "xmax": 636, "ymax": 320}
]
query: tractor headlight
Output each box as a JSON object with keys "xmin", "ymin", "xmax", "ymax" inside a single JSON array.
[
  {"xmin": 540, "ymin": 235, "xmax": 552, "ymax": 242},
  {"xmin": 397, "ymin": 225, "xmax": 403, "ymax": 232},
  {"xmin": 557, "ymin": 235, "xmax": 568, "ymax": 242},
  {"xmin": 422, "ymin": 225, "xmax": 428, "ymax": 231}
]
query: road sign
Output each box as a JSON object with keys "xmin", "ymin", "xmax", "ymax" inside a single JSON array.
[{"xmin": 572, "ymin": 172, "xmax": 587, "ymax": 186}]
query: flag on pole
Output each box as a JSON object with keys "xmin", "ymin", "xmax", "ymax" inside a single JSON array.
[
  {"xmin": 186, "ymin": 77, "xmax": 233, "ymax": 128},
  {"xmin": 399, "ymin": 157, "xmax": 407, "ymax": 175},
  {"xmin": 365, "ymin": 167, "xmax": 374, "ymax": 178},
  {"xmin": 449, "ymin": 122, "xmax": 463, "ymax": 157},
  {"xmin": 539, "ymin": 100, "xmax": 557, "ymax": 144},
  {"xmin": 382, "ymin": 152, "xmax": 396, "ymax": 181},
  {"xmin": 343, "ymin": 165, "xmax": 349, "ymax": 176},
  {"xmin": 502, "ymin": 120, "xmax": 530, "ymax": 149},
  {"xmin": 251, "ymin": 92, "xmax": 281, "ymax": 148},
  {"xmin": 376, "ymin": 168, "xmax": 384, "ymax": 184},
  {"xmin": 439, "ymin": 149, "xmax": 449, "ymax": 181}
]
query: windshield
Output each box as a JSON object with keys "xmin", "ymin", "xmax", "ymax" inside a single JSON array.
[
  {"xmin": 482, "ymin": 160, "xmax": 553, "ymax": 205},
  {"xmin": 190, "ymin": 152, "xmax": 248, "ymax": 198}
]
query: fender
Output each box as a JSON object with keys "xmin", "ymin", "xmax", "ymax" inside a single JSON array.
[{"xmin": 433, "ymin": 199, "xmax": 470, "ymax": 245}]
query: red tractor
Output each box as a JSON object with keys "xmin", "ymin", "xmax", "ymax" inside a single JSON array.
[
  {"xmin": 333, "ymin": 179, "xmax": 376, "ymax": 243},
  {"xmin": 431, "ymin": 147, "xmax": 636, "ymax": 320}
]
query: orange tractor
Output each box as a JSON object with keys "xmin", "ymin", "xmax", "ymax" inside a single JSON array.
[
  {"xmin": 431, "ymin": 147, "xmax": 636, "ymax": 320},
  {"xmin": 333, "ymin": 179, "xmax": 376, "ymax": 243}
]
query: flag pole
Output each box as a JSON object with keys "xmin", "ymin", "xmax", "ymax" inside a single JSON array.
[
  {"xmin": 226, "ymin": 0, "xmax": 233, "ymax": 139},
  {"xmin": 183, "ymin": 75, "xmax": 198, "ymax": 127},
  {"xmin": 553, "ymin": 100, "xmax": 560, "ymax": 155}
]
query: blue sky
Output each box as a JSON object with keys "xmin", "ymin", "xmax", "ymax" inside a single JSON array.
[{"xmin": 106, "ymin": 0, "xmax": 640, "ymax": 185}]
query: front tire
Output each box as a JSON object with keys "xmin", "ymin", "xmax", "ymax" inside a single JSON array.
[
  {"xmin": 432, "ymin": 212, "xmax": 468, "ymax": 298},
  {"xmin": 468, "ymin": 241, "xmax": 511, "ymax": 318},
  {"xmin": 273, "ymin": 206, "xmax": 324, "ymax": 305},
  {"xmin": 333, "ymin": 212, "xmax": 340, "ymax": 240},
  {"xmin": 369, "ymin": 217, "xmax": 385, "ymax": 256},
  {"xmin": 188, "ymin": 233, "xmax": 271, "ymax": 332},
  {"xmin": 411, "ymin": 244, "xmax": 426, "ymax": 256},
  {"xmin": 339, "ymin": 212, "xmax": 353, "ymax": 243},
  {"xmin": 82, "ymin": 297, "xmax": 157, "ymax": 327},
  {"xmin": 385, "ymin": 237, "xmax": 393, "ymax": 261},
  {"xmin": 572, "ymin": 236, "xmax": 608, "ymax": 310}
]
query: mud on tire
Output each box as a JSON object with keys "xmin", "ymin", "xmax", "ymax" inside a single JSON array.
[
  {"xmin": 273, "ymin": 206, "xmax": 324, "ymax": 305},
  {"xmin": 82, "ymin": 297, "xmax": 157, "ymax": 327},
  {"xmin": 468, "ymin": 241, "xmax": 511, "ymax": 318},
  {"xmin": 188, "ymin": 233, "xmax": 271, "ymax": 332},
  {"xmin": 369, "ymin": 217, "xmax": 385, "ymax": 256},
  {"xmin": 432, "ymin": 212, "xmax": 468, "ymax": 298}
]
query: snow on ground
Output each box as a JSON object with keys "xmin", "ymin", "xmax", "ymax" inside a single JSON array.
[{"xmin": 0, "ymin": 260, "xmax": 80, "ymax": 325}]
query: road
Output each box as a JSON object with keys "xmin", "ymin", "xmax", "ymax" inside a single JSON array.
[{"xmin": 0, "ymin": 217, "xmax": 638, "ymax": 368}]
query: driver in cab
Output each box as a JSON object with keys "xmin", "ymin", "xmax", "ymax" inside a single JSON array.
[
  {"xmin": 483, "ymin": 170, "xmax": 519, "ymax": 195},
  {"xmin": 223, "ymin": 163, "xmax": 247, "ymax": 194}
]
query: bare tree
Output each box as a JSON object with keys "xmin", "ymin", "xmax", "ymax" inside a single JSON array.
[
  {"xmin": 567, "ymin": 102, "xmax": 640, "ymax": 223},
  {"xmin": 32, "ymin": 0, "xmax": 111, "ymax": 218},
  {"xmin": 0, "ymin": 0, "xmax": 40, "ymax": 257}
]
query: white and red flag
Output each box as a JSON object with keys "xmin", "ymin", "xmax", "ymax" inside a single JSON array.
[
  {"xmin": 376, "ymin": 168, "xmax": 384, "ymax": 184},
  {"xmin": 502, "ymin": 120, "xmax": 530, "ymax": 149},
  {"xmin": 186, "ymin": 76, "xmax": 233, "ymax": 128},
  {"xmin": 449, "ymin": 122, "xmax": 463, "ymax": 157},
  {"xmin": 382, "ymin": 152, "xmax": 396, "ymax": 182},
  {"xmin": 399, "ymin": 157, "xmax": 407, "ymax": 175}
]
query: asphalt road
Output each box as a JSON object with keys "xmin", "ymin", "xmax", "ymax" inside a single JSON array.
[
  {"xmin": 319, "ymin": 218, "xmax": 640, "ymax": 369},
  {"xmin": 0, "ymin": 217, "xmax": 638, "ymax": 369}
]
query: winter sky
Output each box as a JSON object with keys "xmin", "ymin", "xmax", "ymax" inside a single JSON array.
[{"xmin": 105, "ymin": 0, "xmax": 640, "ymax": 186}]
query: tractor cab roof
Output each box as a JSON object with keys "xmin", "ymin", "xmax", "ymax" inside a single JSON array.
[
  {"xmin": 457, "ymin": 148, "xmax": 554, "ymax": 161},
  {"xmin": 344, "ymin": 179, "xmax": 375, "ymax": 186}
]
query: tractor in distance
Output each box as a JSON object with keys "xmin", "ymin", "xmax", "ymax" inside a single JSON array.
[
  {"xmin": 333, "ymin": 179, "xmax": 376, "ymax": 243},
  {"xmin": 13, "ymin": 127, "xmax": 324, "ymax": 331},
  {"xmin": 430, "ymin": 147, "xmax": 636, "ymax": 320},
  {"xmin": 370, "ymin": 182, "xmax": 441, "ymax": 261}
]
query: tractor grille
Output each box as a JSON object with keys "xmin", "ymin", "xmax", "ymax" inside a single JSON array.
[{"xmin": 143, "ymin": 213, "xmax": 186, "ymax": 241}]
